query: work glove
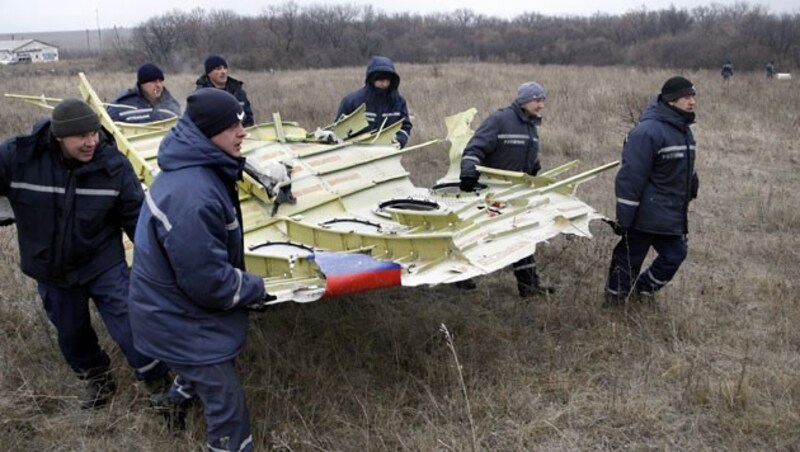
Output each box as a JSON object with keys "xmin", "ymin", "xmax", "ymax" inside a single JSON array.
[
  {"xmin": 459, "ymin": 177, "xmax": 478, "ymax": 192},
  {"xmin": 246, "ymin": 292, "xmax": 278, "ymax": 312},
  {"xmin": 395, "ymin": 132, "xmax": 408, "ymax": 149},
  {"xmin": 0, "ymin": 217, "xmax": 14, "ymax": 227},
  {"xmin": 603, "ymin": 219, "xmax": 627, "ymax": 236},
  {"xmin": 532, "ymin": 160, "xmax": 541, "ymax": 176}
]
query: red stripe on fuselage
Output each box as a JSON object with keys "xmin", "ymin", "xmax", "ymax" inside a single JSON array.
[{"xmin": 323, "ymin": 268, "xmax": 401, "ymax": 297}]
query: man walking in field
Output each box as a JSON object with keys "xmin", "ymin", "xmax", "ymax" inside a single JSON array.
[
  {"xmin": 128, "ymin": 88, "xmax": 277, "ymax": 449},
  {"xmin": 196, "ymin": 55, "xmax": 255, "ymax": 127},
  {"xmin": 721, "ymin": 60, "xmax": 734, "ymax": 81},
  {"xmin": 457, "ymin": 81, "xmax": 554, "ymax": 297},
  {"xmin": 107, "ymin": 63, "xmax": 181, "ymax": 123},
  {"xmin": 336, "ymin": 55, "xmax": 413, "ymax": 148},
  {"xmin": 0, "ymin": 99, "xmax": 172, "ymax": 408},
  {"xmin": 605, "ymin": 76, "xmax": 699, "ymax": 306}
]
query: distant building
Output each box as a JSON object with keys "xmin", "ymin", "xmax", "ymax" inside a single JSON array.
[{"xmin": 0, "ymin": 39, "xmax": 59, "ymax": 65}]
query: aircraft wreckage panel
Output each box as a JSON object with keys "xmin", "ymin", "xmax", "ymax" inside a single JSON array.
[{"xmin": 6, "ymin": 73, "xmax": 618, "ymax": 305}]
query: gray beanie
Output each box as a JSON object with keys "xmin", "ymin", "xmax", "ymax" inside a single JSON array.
[
  {"xmin": 515, "ymin": 82, "xmax": 546, "ymax": 105},
  {"xmin": 51, "ymin": 98, "xmax": 100, "ymax": 138}
]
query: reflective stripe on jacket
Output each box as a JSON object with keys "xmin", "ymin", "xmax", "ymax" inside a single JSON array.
[{"xmin": 107, "ymin": 85, "xmax": 181, "ymax": 123}]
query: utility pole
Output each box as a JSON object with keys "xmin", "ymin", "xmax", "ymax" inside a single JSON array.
[
  {"xmin": 86, "ymin": 29, "xmax": 91, "ymax": 52},
  {"xmin": 96, "ymin": 9, "xmax": 102, "ymax": 50}
]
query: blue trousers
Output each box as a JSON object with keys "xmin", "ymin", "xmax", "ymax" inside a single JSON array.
[
  {"xmin": 37, "ymin": 261, "xmax": 169, "ymax": 381},
  {"xmin": 606, "ymin": 229, "xmax": 688, "ymax": 299},
  {"xmin": 164, "ymin": 360, "xmax": 252, "ymax": 452}
]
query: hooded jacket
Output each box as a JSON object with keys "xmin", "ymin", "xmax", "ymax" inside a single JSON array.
[
  {"xmin": 107, "ymin": 84, "xmax": 181, "ymax": 124},
  {"xmin": 335, "ymin": 56, "xmax": 412, "ymax": 147},
  {"xmin": 615, "ymin": 97, "xmax": 699, "ymax": 235},
  {"xmin": 0, "ymin": 120, "xmax": 142, "ymax": 287},
  {"xmin": 128, "ymin": 114, "xmax": 265, "ymax": 365},
  {"xmin": 460, "ymin": 101, "xmax": 543, "ymax": 180},
  {"xmin": 195, "ymin": 74, "xmax": 254, "ymax": 127}
]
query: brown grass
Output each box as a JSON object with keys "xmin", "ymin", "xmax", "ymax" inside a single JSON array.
[{"xmin": 1, "ymin": 62, "xmax": 799, "ymax": 450}]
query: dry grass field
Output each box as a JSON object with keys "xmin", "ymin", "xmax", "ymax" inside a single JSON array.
[{"xmin": 1, "ymin": 62, "xmax": 799, "ymax": 451}]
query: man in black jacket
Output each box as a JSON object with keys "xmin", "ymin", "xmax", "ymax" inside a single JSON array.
[
  {"xmin": 336, "ymin": 56, "xmax": 412, "ymax": 147},
  {"xmin": 0, "ymin": 99, "xmax": 171, "ymax": 409},
  {"xmin": 107, "ymin": 63, "xmax": 181, "ymax": 123},
  {"xmin": 721, "ymin": 61, "xmax": 734, "ymax": 81},
  {"xmin": 605, "ymin": 76, "xmax": 699, "ymax": 306},
  {"xmin": 195, "ymin": 55, "xmax": 255, "ymax": 127}
]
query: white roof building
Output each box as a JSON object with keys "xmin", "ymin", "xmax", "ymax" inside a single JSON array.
[{"xmin": 0, "ymin": 39, "xmax": 59, "ymax": 64}]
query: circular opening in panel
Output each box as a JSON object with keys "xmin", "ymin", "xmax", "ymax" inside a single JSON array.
[
  {"xmin": 374, "ymin": 198, "xmax": 447, "ymax": 219},
  {"xmin": 378, "ymin": 198, "xmax": 441, "ymax": 211},
  {"xmin": 430, "ymin": 181, "xmax": 488, "ymax": 195},
  {"xmin": 319, "ymin": 218, "xmax": 383, "ymax": 233},
  {"xmin": 248, "ymin": 241, "xmax": 314, "ymax": 258}
]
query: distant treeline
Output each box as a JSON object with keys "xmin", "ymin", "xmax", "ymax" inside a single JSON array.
[{"xmin": 106, "ymin": 2, "xmax": 800, "ymax": 72}]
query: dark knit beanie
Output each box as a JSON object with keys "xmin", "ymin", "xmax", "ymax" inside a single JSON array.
[
  {"xmin": 186, "ymin": 88, "xmax": 244, "ymax": 138},
  {"xmin": 51, "ymin": 98, "xmax": 101, "ymax": 138},
  {"xmin": 137, "ymin": 63, "xmax": 165, "ymax": 84},
  {"xmin": 204, "ymin": 55, "xmax": 228, "ymax": 74},
  {"xmin": 661, "ymin": 76, "xmax": 696, "ymax": 102},
  {"xmin": 515, "ymin": 81, "xmax": 546, "ymax": 105}
]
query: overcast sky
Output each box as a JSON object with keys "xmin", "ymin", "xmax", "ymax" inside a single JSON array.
[{"xmin": 3, "ymin": 0, "xmax": 798, "ymax": 34}]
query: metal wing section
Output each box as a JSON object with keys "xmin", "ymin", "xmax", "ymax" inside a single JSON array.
[{"xmin": 7, "ymin": 74, "xmax": 619, "ymax": 305}]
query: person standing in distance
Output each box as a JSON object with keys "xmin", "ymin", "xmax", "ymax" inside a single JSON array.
[
  {"xmin": 765, "ymin": 61, "xmax": 776, "ymax": 79},
  {"xmin": 335, "ymin": 56, "xmax": 412, "ymax": 148},
  {"xmin": 107, "ymin": 63, "xmax": 181, "ymax": 123},
  {"xmin": 721, "ymin": 60, "xmax": 734, "ymax": 81},
  {"xmin": 196, "ymin": 55, "xmax": 255, "ymax": 127}
]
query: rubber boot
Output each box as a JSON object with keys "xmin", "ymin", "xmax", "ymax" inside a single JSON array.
[
  {"xmin": 454, "ymin": 279, "xmax": 477, "ymax": 290},
  {"xmin": 518, "ymin": 284, "xmax": 556, "ymax": 298},
  {"xmin": 144, "ymin": 372, "xmax": 174, "ymax": 397},
  {"xmin": 80, "ymin": 369, "xmax": 117, "ymax": 410},
  {"xmin": 150, "ymin": 392, "xmax": 188, "ymax": 432}
]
